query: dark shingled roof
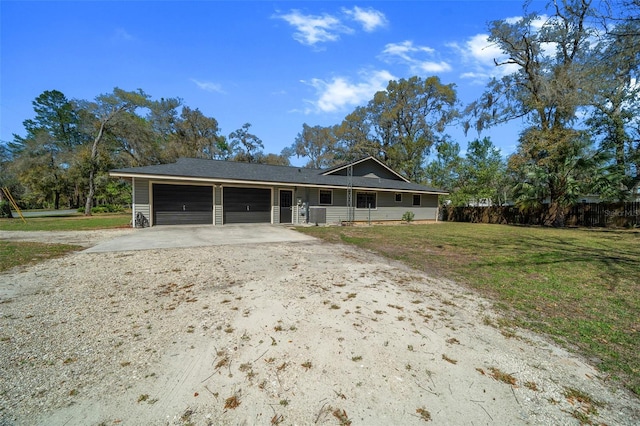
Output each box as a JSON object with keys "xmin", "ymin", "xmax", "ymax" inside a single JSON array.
[{"xmin": 110, "ymin": 157, "xmax": 446, "ymax": 194}]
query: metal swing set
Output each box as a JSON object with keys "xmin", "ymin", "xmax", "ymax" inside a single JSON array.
[{"xmin": 1, "ymin": 187, "xmax": 26, "ymax": 223}]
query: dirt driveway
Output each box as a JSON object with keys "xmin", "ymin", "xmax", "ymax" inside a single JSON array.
[{"xmin": 1, "ymin": 228, "xmax": 638, "ymax": 425}]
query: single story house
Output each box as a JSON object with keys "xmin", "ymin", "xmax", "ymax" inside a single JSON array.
[{"xmin": 109, "ymin": 156, "xmax": 447, "ymax": 227}]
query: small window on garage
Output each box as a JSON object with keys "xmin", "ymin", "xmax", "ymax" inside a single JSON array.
[
  {"xmin": 395, "ymin": 193, "xmax": 402, "ymax": 203},
  {"xmin": 357, "ymin": 192, "xmax": 377, "ymax": 209},
  {"xmin": 413, "ymin": 194, "xmax": 421, "ymax": 206},
  {"xmin": 319, "ymin": 189, "xmax": 333, "ymax": 205}
]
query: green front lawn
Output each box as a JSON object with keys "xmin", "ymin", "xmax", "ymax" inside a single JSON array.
[
  {"xmin": 1, "ymin": 214, "xmax": 131, "ymax": 271},
  {"xmin": 298, "ymin": 223, "xmax": 640, "ymax": 396},
  {"xmin": 0, "ymin": 213, "xmax": 131, "ymax": 231}
]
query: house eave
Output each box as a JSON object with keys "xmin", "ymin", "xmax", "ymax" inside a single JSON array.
[{"xmin": 109, "ymin": 171, "xmax": 447, "ymax": 195}]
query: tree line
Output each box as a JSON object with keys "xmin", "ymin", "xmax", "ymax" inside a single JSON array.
[
  {"xmin": 290, "ymin": 0, "xmax": 639, "ymax": 226},
  {"xmin": 0, "ymin": 88, "xmax": 290, "ymax": 215},
  {"xmin": 1, "ymin": 0, "xmax": 638, "ymax": 226}
]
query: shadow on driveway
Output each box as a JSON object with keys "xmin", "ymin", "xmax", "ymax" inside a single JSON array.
[{"xmin": 84, "ymin": 224, "xmax": 316, "ymax": 253}]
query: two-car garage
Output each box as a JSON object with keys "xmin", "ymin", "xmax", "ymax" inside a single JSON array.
[{"xmin": 152, "ymin": 183, "xmax": 271, "ymax": 226}]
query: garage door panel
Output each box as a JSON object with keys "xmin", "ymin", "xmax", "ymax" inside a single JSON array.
[
  {"xmin": 224, "ymin": 211, "xmax": 271, "ymax": 224},
  {"xmin": 154, "ymin": 211, "xmax": 214, "ymax": 226},
  {"xmin": 153, "ymin": 184, "xmax": 213, "ymax": 225},
  {"xmin": 223, "ymin": 187, "xmax": 271, "ymax": 224}
]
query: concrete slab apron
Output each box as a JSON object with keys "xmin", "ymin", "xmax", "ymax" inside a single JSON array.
[{"xmin": 84, "ymin": 225, "xmax": 316, "ymax": 253}]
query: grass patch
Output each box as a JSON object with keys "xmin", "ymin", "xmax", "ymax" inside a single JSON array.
[
  {"xmin": 297, "ymin": 223, "xmax": 640, "ymax": 395},
  {"xmin": 564, "ymin": 387, "xmax": 602, "ymax": 411},
  {"xmin": 0, "ymin": 241, "xmax": 81, "ymax": 272},
  {"xmin": 0, "ymin": 213, "xmax": 130, "ymax": 231}
]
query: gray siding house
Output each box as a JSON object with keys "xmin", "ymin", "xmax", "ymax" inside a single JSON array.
[{"xmin": 109, "ymin": 156, "xmax": 446, "ymax": 227}]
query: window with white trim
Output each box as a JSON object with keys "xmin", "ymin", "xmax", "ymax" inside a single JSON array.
[
  {"xmin": 319, "ymin": 189, "xmax": 333, "ymax": 205},
  {"xmin": 412, "ymin": 194, "xmax": 421, "ymax": 206},
  {"xmin": 395, "ymin": 193, "xmax": 402, "ymax": 203},
  {"xmin": 356, "ymin": 192, "xmax": 377, "ymax": 209}
]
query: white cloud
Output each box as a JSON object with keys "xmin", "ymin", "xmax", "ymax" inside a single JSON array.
[
  {"xmin": 303, "ymin": 70, "xmax": 395, "ymax": 113},
  {"xmin": 417, "ymin": 61, "xmax": 452, "ymax": 73},
  {"xmin": 505, "ymin": 14, "xmax": 547, "ymax": 29},
  {"xmin": 504, "ymin": 16, "xmax": 521, "ymax": 25},
  {"xmin": 275, "ymin": 10, "xmax": 351, "ymax": 46},
  {"xmin": 275, "ymin": 7, "xmax": 386, "ymax": 47},
  {"xmin": 460, "ymin": 71, "xmax": 489, "ymax": 80},
  {"xmin": 448, "ymin": 33, "xmax": 518, "ymax": 83},
  {"xmin": 464, "ymin": 34, "xmax": 505, "ymax": 64},
  {"xmin": 112, "ymin": 28, "xmax": 134, "ymax": 42},
  {"xmin": 191, "ymin": 79, "xmax": 224, "ymax": 94},
  {"xmin": 448, "ymin": 14, "xmax": 555, "ymax": 84},
  {"xmin": 381, "ymin": 41, "xmax": 451, "ymax": 75},
  {"xmin": 343, "ymin": 6, "xmax": 387, "ymax": 32},
  {"xmin": 382, "ymin": 41, "xmax": 434, "ymax": 61}
]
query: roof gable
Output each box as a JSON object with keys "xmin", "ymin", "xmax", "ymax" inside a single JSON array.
[{"xmin": 321, "ymin": 156, "xmax": 410, "ymax": 182}]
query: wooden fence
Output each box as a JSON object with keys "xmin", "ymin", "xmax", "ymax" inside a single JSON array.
[{"xmin": 440, "ymin": 202, "xmax": 640, "ymax": 228}]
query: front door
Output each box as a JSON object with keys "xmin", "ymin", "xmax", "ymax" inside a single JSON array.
[{"xmin": 279, "ymin": 190, "xmax": 293, "ymax": 224}]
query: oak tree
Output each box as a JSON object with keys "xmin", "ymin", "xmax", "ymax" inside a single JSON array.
[
  {"xmin": 229, "ymin": 123, "xmax": 264, "ymax": 163},
  {"xmin": 77, "ymin": 88, "xmax": 151, "ymax": 215},
  {"xmin": 466, "ymin": 0, "xmax": 599, "ymax": 225},
  {"xmin": 291, "ymin": 123, "xmax": 339, "ymax": 168}
]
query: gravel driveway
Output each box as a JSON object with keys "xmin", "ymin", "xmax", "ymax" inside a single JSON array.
[{"xmin": 1, "ymin": 228, "xmax": 638, "ymax": 425}]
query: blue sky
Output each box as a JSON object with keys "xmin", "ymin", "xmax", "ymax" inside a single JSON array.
[{"xmin": 1, "ymin": 1, "xmax": 544, "ymax": 166}]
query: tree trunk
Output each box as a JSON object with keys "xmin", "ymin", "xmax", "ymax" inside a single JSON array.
[
  {"xmin": 544, "ymin": 199, "xmax": 568, "ymax": 227},
  {"xmin": 84, "ymin": 168, "xmax": 95, "ymax": 216},
  {"xmin": 84, "ymin": 120, "xmax": 107, "ymax": 217}
]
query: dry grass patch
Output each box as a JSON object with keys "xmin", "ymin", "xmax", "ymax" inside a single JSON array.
[
  {"xmin": 0, "ymin": 241, "xmax": 81, "ymax": 272},
  {"xmin": 525, "ymin": 381, "xmax": 539, "ymax": 391},
  {"xmin": 224, "ymin": 394, "xmax": 241, "ymax": 410},
  {"xmin": 489, "ymin": 367, "xmax": 517, "ymax": 385},
  {"xmin": 416, "ymin": 407, "xmax": 432, "ymax": 421},
  {"xmin": 441, "ymin": 354, "xmax": 457, "ymax": 365},
  {"xmin": 332, "ymin": 408, "xmax": 352, "ymax": 426}
]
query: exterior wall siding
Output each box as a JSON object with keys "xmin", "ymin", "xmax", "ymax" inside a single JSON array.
[
  {"xmin": 133, "ymin": 178, "xmax": 150, "ymax": 227},
  {"xmin": 273, "ymin": 206, "xmax": 281, "ymax": 224},
  {"xmin": 214, "ymin": 186, "xmax": 223, "ymax": 226},
  {"xmin": 303, "ymin": 188, "xmax": 439, "ymax": 224},
  {"xmin": 273, "ymin": 186, "xmax": 280, "ymax": 224},
  {"xmin": 319, "ymin": 206, "xmax": 438, "ymax": 224},
  {"xmin": 271, "ymin": 186, "xmax": 282, "ymax": 225},
  {"xmin": 360, "ymin": 206, "xmax": 438, "ymax": 221}
]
